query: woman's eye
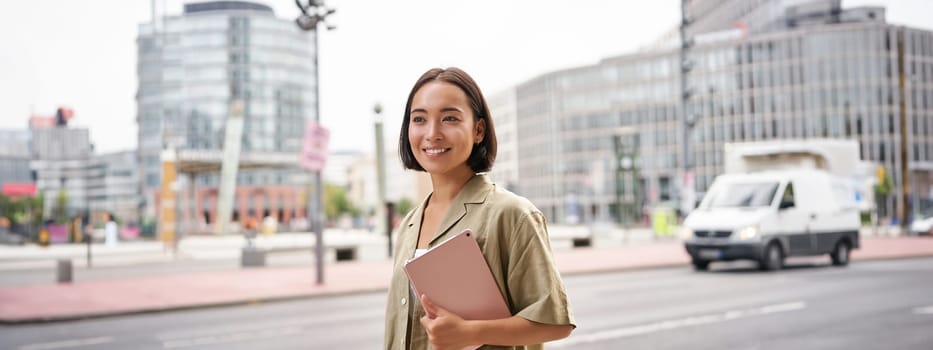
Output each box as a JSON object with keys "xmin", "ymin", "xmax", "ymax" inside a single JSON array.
[
  {"xmin": 412, "ymin": 116, "xmax": 425, "ymax": 123},
  {"xmin": 443, "ymin": 116, "xmax": 459, "ymax": 122}
]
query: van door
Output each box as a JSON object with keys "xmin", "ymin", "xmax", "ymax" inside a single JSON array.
[{"xmin": 776, "ymin": 181, "xmax": 813, "ymax": 255}]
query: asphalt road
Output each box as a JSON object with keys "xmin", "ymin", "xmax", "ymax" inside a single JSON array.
[{"xmin": 2, "ymin": 257, "xmax": 932, "ymax": 349}]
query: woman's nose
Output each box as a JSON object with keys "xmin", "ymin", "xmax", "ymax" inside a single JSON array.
[{"xmin": 425, "ymin": 121, "xmax": 442, "ymax": 140}]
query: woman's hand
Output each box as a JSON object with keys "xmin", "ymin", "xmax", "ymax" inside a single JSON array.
[
  {"xmin": 419, "ymin": 293, "xmax": 574, "ymax": 348},
  {"xmin": 419, "ymin": 294, "xmax": 476, "ymax": 350}
]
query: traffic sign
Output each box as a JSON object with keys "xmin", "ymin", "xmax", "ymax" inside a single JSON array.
[{"xmin": 300, "ymin": 122, "xmax": 330, "ymax": 172}]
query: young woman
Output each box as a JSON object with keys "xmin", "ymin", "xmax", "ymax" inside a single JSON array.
[{"xmin": 384, "ymin": 67, "xmax": 575, "ymax": 350}]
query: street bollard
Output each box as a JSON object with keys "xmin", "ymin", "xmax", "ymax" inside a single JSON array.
[
  {"xmin": 57, "ymin": 259, "xmax": 72, "ymax": 283},
  {"xmin": 572, "ymin": 237, "xmax": 592, "ymax": 248},
  {"xmin": 241, "ymin": 247, "xmax": 266, "ymax": 267}
]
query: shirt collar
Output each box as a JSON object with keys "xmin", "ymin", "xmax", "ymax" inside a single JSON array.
[{"xmin": 428, "ymin": 174, "xmax": 492, "ymax": 245}]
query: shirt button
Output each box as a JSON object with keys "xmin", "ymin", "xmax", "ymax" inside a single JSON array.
[{"xmin": 401, "ymin": 297, "xmax": 407, "ymax": 306}]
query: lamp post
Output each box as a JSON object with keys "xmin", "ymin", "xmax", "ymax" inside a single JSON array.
[
  {"xmin": 373, "ymin": 103, "xmax": 390, "ymax": 257},
  {"xmin": 679, "ymin": 0, "xmax": 697, "ymax": 217},
  {"xmin": 612, "ymin": 127, "xmax": 640, "ymax": 229},
  {"xmin": 295, "ymin": 0, "xmax": 335, "ymax": 285}
]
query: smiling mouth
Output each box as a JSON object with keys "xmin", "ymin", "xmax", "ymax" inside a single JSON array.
[{"xmin": 424, "ymin": 148, "xmax": 451, "ymax": 155}]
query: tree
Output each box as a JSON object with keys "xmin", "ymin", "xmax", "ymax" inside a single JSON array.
[
  {"xmin": 324, "ymin": 184, "xmax": 358, "ymax": 221},
  {"xmin": 875, "ymin": 167, "xmax": 893, "ymax": 219},
  {"xmin": 0, "ymin": 193, "xmax": 44, "ymax": 237},
  {"xmin": 0, "ymin": 195, "xmax": 10, "ymax": 221},
  {"xmin": 53, "ymin": 190, "xmax": 69, "ymax": 224},
  {"xmin": 396, "ymin": 198, "xmax": 413, "ymax": 217}
]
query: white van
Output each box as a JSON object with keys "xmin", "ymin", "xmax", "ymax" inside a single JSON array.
[{"xmin": 683, "ymin": 169, "xmax": 860, "ymax": 271}]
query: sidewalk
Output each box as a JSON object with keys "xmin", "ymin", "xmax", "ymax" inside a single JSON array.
[
  {"xmin": 0, "ymin": 230, "xmax": 390, "ymax": 270},
  {"xmin": 2, "ymin": 235, "xmax": 932, "ymax": 324}
]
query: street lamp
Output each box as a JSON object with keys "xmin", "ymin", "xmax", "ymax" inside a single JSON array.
[
  {"xmin": 679, "ymin": 0, "xmax": 697, "ymax": 217},
  {"xmin": 612, "ymin": 127, "xmax": 640, "ymax": 229},
  {"xmin": 295, "ymin": 0, "xmax": 335, "ymax": 285},
  {"xmin": 372, "ymin": 103, "xmax": 391, "ymax": 257}
]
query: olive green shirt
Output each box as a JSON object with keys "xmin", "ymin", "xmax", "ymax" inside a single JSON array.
[{"xmin": 384, "ymin": 174, "xmax": 575, "ymax": 350}]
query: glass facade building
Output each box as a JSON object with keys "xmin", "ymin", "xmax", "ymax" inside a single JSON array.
[
  {"xmin": 137, "ymin": 1, "xmax": 317, "ymax": 225},
  {"xmin": 29, "ymin": 127, "xmax": 94, "ymax": 217},
  {"xmin": 496, "ymin": 0, "xmax": 933, "ymax": 224},
  {"xmin": 0, "ymin": 130, "xmax": 32, "ymax": 189},
  {"xmin": 87, "ymin": 151, "xmax": 143, "ymax": 225}
]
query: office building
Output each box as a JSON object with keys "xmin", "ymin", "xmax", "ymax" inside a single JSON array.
[
  {"xmin": 137, "ymin": 1, "xmax": 317, "ymax": 229},
  {"xmin": 487, "ymin": 88, "xmax": 520, "ymax": 193},
  {"xmin": 29, "ymin": 120, "xmax": 94, "ymax": 218},
  {"xmin": 25, "ymin": 111, "xmax": 142, "ymax": 224},
  {"xmin": 87, "ymin": 151, "xmax": 143, "ymax": 225},
  {"xmin": 496, "ymin": 0, "xmax": 933, "ymax": 224},
  {"xmin": 0, "ymin": 130, "xmax": 32, "ymax": 189}
]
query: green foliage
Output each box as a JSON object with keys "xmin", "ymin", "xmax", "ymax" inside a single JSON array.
[
  {"xmin": 53, "ymin": 190, "xmax": 69, "ymax": 224},
  {"xmin": 874, "ymin": 171, "xmax": 893, "ymax": 196},
  {"xmin": 140, "ymin": 217, "xmax": 157, "ymax": 237},
  {"xmin": 324, "ymin": 184, "xmax": 358, "ymax": 221},
  {"xmin": 0, "ymin": 193, "xmax": 44, "ymax": 227},
  {"xmin": 874, "ymin": 169, "xmax": 893, "ymax": 218},
  {"xmin": 396, "ymin": 198, "xmax": 413, "ymax": 217}
]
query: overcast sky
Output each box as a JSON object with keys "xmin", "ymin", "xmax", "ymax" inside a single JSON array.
[{"xmin": 1, "ymin": 0, "xmax": 930, "ymax": 154}]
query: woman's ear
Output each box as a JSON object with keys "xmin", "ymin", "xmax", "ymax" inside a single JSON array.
[{"xmin": 474, "ymin": 119, "xmax": 486, "ymax": 144}]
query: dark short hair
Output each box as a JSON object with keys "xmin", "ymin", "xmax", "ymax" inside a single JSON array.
[{"xmin": 399, "ymin": 67, "xmax": 497, "ymax": 173}]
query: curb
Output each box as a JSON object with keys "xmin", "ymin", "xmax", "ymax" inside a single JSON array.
[
  {"xmin": 0, "ymin": 286, "xmax": 389, "ymax": 325},
  {"xmin": 2, "ymin": 247, "xmax": 932, "ymax": 325}
]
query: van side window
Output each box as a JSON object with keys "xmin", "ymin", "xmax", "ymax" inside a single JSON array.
[{"xmin": 780, "ymin": 183, "xmax": 795, "ymax": 209}]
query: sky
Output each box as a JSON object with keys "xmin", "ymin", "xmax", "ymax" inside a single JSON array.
[{"xmin": 1, "ymin": 0, "xmax": 931, "ymax": 155}]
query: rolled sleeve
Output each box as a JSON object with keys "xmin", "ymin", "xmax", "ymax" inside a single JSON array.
[{"xmin": 506, "ymin": 212, "xmax": 576, "ymax": 328}]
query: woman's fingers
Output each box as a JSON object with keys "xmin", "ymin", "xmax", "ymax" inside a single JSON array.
[{"xmin": 420, "ymin": 294, "xmax": 440, "ymax": 318}]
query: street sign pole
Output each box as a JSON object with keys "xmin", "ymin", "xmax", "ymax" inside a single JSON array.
[
  {"xmin": 373, "ymin": 104, "xmax": 389, "ymax": 257},
  {"xmin": 301, "ymin": 121, "xmax": 329, "ymax": 285},
  {"xmin": 295, "ymin": 0, "xmax": 336, "ymax": 286}
]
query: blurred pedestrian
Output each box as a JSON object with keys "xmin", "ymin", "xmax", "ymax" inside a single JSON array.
[
  {"xmin": 104, "ymin": 212, "xmax": 118, "ymax": 247},
  {"xmin": 384, "ymin": 67, "xmax": 575, "ymax": 349},
  {"xmin": 261, "ymin": 210, "xmax": 277, "ymax": 236},
  {"xmin": 82, "ymin": 212, "xmax": 92, "ymax": 243},
  {"xmin": 69, "ymin": 214, "xmax": 82, "ymax": 243},
  {"xmin": 244, "ymin": 215, "xmax": 259, "ymax": 247}
]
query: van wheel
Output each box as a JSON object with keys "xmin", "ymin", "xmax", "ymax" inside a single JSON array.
[
  {"xmin": 830, "ymin": 241, "xmax": 850, "ymax": 266},
  {"xmin": 759, "ymin": 243, "xmax": 783, "ymax": 271},
  {"xmin": 692, "ymin": 259, "xmax": 710, "ymax": 271}
]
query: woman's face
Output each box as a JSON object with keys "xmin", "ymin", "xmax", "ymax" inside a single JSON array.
[{"xmin": 408, "ymin": 81, "xmax": 485, "ymax": 177}]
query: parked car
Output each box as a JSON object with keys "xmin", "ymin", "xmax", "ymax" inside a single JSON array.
[
  {"xmin": 683, "ymin": 169, "xmax": 861, "ymax": 271},
  {"xmin": 910, "ymin": 209, "xmax": 933, "ymax": 235}
]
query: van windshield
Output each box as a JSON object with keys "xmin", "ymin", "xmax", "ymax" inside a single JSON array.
[{"xmin": 705, "ymin": 182, "xmax": 779, "ymax": 208}]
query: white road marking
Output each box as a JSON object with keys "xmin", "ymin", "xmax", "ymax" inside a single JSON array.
[
  {"xmin": 551, "ymin": 301, "xmax": 807, "ymax": 348},
  {"xmin": 162, "ymin": 326, "xmax": 303, "ymax": 349},
  {"xmin": 913, "ymin": 305, "xmax": 933, "ymax": 315},
  {"xmin": 17, "ymin": 336, "xmax": 114, "ymax": 350},
  {"xmin": 156, "ymin": 308, "xmax": 380, "ymax": 341}
]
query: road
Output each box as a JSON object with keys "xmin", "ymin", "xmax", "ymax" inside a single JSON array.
[{"xmin": 2, "ymin": 257, "xmax": 932, "ymax": 349}]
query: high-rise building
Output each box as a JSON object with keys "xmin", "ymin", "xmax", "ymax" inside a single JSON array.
[
  {"xmin": 136, "ymin": 1, "xmax": 317, "ymax": 229},
  {"xmin": 32, "ymin": 146, "xmax": 143, "ymax": 226},
  {"xmin": 24, "ymin": 110, "xmax": 142, "ymax": 225},
  {"xmin": 494, "ymin": 0, "xmax": 933, "ymax": 224},
  {"xmin": 29, "ymin": 118, "xmax": 94, "ymax": 218},
  {"xmin": 0, "ymin": 130, "xmax": 32, "ymax": 189}
]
